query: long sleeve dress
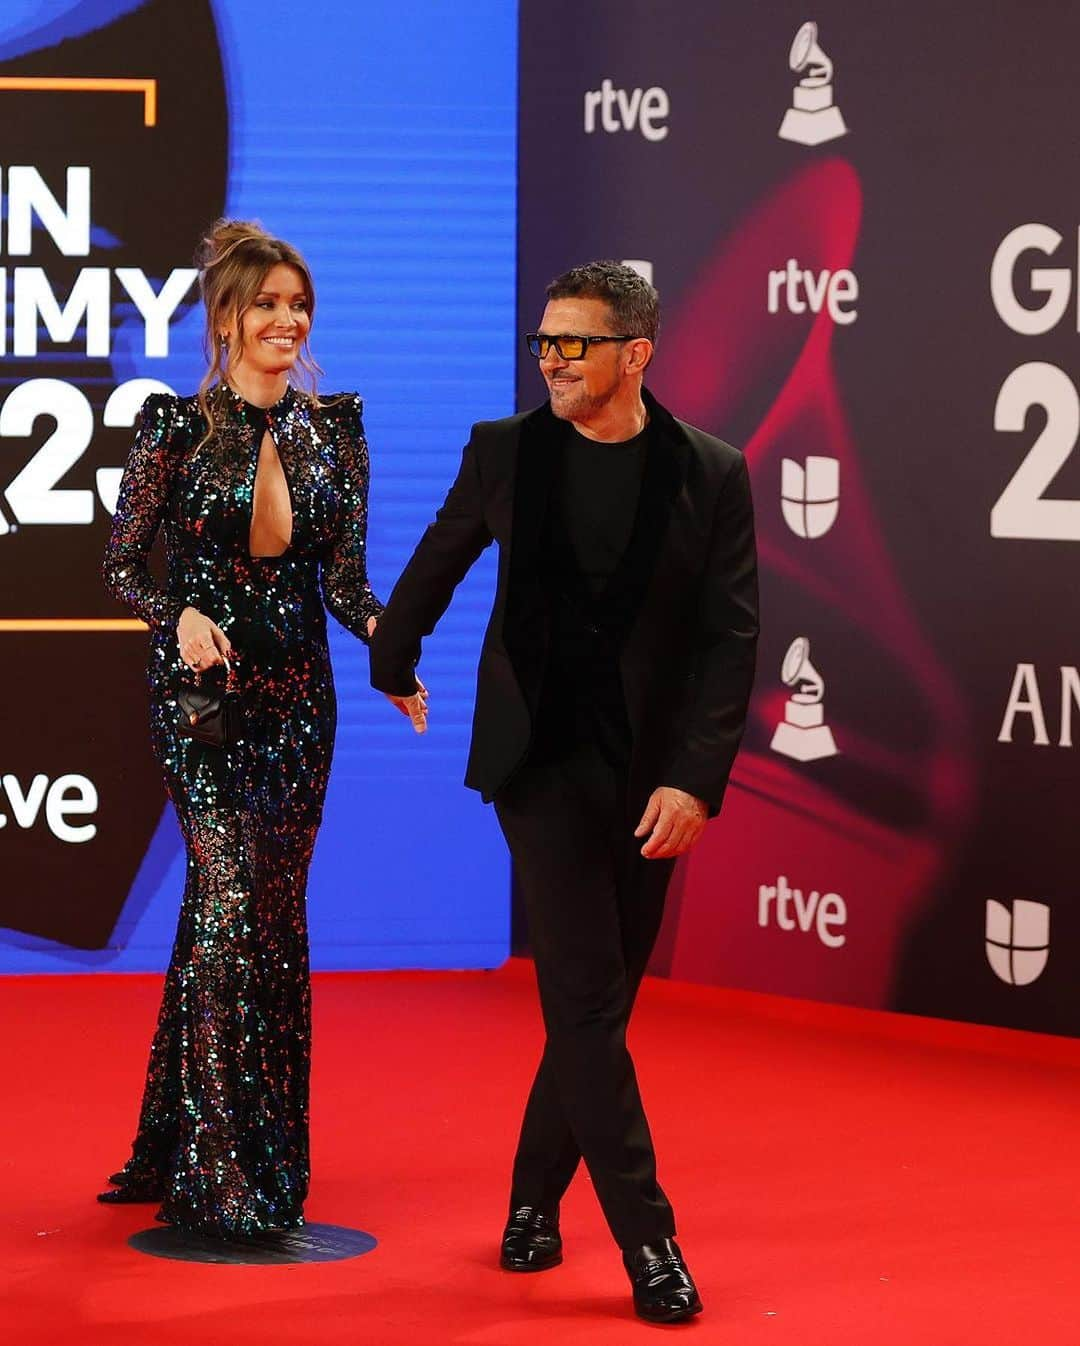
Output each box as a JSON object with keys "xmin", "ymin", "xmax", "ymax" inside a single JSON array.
[{"xmin": 102, "ymin": 384, "xmax": 382, "ymax": 1238}]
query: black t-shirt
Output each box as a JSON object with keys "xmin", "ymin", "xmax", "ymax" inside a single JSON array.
[
  {"xmin": 528, "ymin": 421, "xmax": 651, "ymax": 769},
  {"xmin": 561, "ymin": 424, "xmax": 649, "ymax": 595}
]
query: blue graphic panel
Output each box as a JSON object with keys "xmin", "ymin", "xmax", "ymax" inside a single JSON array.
[{"xmin": 0, "ymin": 0, "xmax": 516, "ymax": 972}]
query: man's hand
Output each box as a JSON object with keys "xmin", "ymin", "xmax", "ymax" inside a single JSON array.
[
  {"xmin": 634, "ymin": 786, "xmax": 708, "ymax": 859},
  {"xmin": 383, "ymin": 677, "xmax": 430, "ymax": 734}
]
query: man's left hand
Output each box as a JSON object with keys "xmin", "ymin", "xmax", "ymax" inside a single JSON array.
[
  {"xmin": 382, "ymin": 676, "xmax": 430, "ymax": 733},
  {"xmin": 634, "ymin": 787, "xmax": 709, "ymax": 859}
]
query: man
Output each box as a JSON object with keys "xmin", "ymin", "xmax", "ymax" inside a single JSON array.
[{"xmin": 370, "ymin": 262, "xmax": 758, "ymax": 1323}]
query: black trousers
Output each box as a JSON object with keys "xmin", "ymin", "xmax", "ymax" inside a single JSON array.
[{"xmin": 494, "ymin": 740, "xmax": 677, "ymax": 1249}]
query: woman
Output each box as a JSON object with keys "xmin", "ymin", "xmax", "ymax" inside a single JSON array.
[{"xmin": 100, "ymin": 220, "xmax": 390, "ymax": 1238}]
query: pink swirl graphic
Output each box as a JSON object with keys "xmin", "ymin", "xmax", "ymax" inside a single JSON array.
[{"xmin": 649, "ymin": 159, "xmax": 975, "ymax": 1005}]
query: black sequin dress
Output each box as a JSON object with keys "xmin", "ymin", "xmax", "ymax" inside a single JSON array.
[{"xmin": 102, "ymin": 385, "xmax": 381, "ymax": 1238}]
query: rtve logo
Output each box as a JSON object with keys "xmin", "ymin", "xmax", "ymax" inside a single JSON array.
[
  {"xmin": 583, "ymin": 80, "xmax": 670, "ymax": 142},
  {"xmin": 998, "ymin": 664, "xmax": 1080, "ymax": 747},
  {"xmin": 985, "ymin": 899, "xmax": 1050, "ymax": 986},
  {"xmin": 758, "ymin": 874, "xmax": 847, "ymax": 948},
  {"xmin": 767, "ymin": 259, "xmax": 858, "ymax": 324},
  {"xmin": 0, "ymin": 772, "xmax": 98, "ymax": 843}
]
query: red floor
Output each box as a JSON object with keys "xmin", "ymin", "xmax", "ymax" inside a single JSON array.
[{"xmin": 3, "ymin": 959, "xmax": 1079, "ymax": 1345}]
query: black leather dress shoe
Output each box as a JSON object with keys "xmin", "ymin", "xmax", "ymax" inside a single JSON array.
[
  {"xmin": 622, "ymin": 1238, "xmax": 702, "ymax": 1322},
  {"xmin": 499, "ymin": 1204, "xmax": 562, "ymax": 1272}
]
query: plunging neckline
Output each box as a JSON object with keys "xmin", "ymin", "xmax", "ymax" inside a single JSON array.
[
  {"xmin": 249, "ymin": 428, "xmax": 294, "ymax": 558},
  {"xmin": 220, "ymin": 384, "xmax": 297, "ymax": 559}
]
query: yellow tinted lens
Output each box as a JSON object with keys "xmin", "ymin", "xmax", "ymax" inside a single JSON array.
[{"xmin": 555, "ymin": 335, "xmax": 587, "ymax": 359}]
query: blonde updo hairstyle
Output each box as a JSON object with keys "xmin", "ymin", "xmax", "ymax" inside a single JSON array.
[{"xmin": 195, "ymin": 219, "xmax": 322, "ymax": 441}]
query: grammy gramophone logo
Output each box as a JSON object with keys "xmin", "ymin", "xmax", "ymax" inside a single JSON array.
[
  {"xmin": 770, "ymin": 636, "xmax": 839, "ymax": 762},
  {"xmin": 778, "ymin": 21, "xmax": 848, "ymax": 146}
]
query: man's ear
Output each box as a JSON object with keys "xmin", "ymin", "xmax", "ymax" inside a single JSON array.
[{"xmin": 625, "ymin": 337, "xmax": 654, "ymax": 375}]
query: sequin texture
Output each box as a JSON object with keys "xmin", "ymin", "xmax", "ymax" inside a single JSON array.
[{"xmin": 102, "ymin": 385, "xmax": 381, "ymax": 1238}]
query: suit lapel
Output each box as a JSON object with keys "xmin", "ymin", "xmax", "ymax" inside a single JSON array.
[
  {"xmin": 503, "ymin": 402, "xmax": 566, "ymax": 706},
  {"xmin": 508, "ymin": 401, "xmax": 563, "ymax": 581},
  {"xmin": 599, "ymin": 389, "xmax": 689, "ymax": 634}
]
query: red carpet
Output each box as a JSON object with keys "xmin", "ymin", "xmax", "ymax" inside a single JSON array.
[{"xmin": 2, "ymin": 959, "xmax": 1078, "ymax": 1345}]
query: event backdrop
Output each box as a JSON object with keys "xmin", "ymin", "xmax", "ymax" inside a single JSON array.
[
  {"xmin": 518, "ymin": 0, "xmax": 1080, "ymax": 1036},
  {"xmin": 0, "ymin": 0, "xmax": 515, "ymax": 972}
]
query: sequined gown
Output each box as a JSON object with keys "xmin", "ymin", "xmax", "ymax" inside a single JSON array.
[{"xmin": 102, "ymin": 385, "xmax": 381, "ymax": 1238}]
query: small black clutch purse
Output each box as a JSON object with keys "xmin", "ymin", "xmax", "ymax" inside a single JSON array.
[{"xmin": 177, "ymin": 657, "xmax": 242, "ymax": 749}]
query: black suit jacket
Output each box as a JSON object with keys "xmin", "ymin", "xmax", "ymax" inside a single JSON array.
[{"xmin": 370, "ymin": 389, "xmax": 759, "ymax": 813}]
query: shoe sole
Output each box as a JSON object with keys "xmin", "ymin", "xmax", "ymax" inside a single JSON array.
[
  {"xmin": 635, "ymin": 1295, "xmax": 703, "ymax": 1323},
  {"xmin": 499, "ymin": 1253, "xmax": 564, "ymax": 1273}
]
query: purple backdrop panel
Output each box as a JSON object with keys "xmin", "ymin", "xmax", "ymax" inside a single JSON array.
[{"xmin": 518, "ymin": 0, "xmax": 1080, "ymax": 1035}]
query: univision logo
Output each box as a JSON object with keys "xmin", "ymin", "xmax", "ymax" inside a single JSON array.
[
  {"xmin": 781, "ymin": 456, "xmax": 839, "ymax": 538},
  {"xmin": 985, "ymin": 899, "xmax": 1050, "ymax": 986}
]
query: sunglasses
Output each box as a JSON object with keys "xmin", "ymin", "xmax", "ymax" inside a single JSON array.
[{"xmin": 525, "ymin": 332, "xmax": 633, "ymax": 360}]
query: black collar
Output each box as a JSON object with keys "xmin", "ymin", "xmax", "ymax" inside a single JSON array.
[{"xmin": 217, "ymin": 382, "xmax": 297, "ymax": 428}]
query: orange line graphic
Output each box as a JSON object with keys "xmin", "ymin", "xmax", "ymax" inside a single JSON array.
[
  {"xmin": 0, "ymin": 77, "xmax": 157, "ymax": 126},
  {"xmin": 0, "ymin": 619, "xmax": 148, "ymax": 632}
]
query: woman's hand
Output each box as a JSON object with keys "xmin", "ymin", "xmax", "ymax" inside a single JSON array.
[{"xmin": 177, "ymin": 607, "xmax": 233, "ymax": 672}]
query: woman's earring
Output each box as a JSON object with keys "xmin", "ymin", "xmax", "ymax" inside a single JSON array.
[{"xmin": 219, "ymin": 334, "xmax": 229, "ymax": 359}]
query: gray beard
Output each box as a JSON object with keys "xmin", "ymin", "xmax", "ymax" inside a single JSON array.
[{"xmin": 549, "ymin": 380, "xmax": 616, "ymax": 421}]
